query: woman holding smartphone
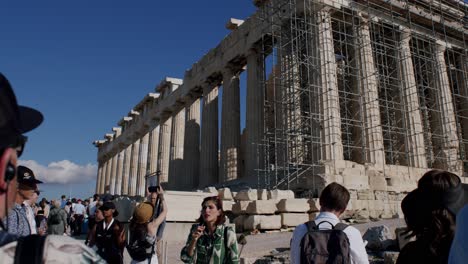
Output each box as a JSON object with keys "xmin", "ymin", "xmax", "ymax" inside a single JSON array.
[{"xmin": 180, "ymin": 196, "xmax": 239, "ymax": 263}]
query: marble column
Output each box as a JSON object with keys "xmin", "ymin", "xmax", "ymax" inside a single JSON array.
[
  {"xmin": 96, "ymin": 164, "xmax": 103, "ymax": 194},
  {"xmin": 200, "ymin": 85, "xmax": 219, "ymax": 187},
  {"xmin": 158, "ymin": 117, "xmax": 172, "ymax": 186},
  {"xmin": 398, "ymin": 29, "xmax": 427, "ymax": 168},
  {"xmin": 221, "ymin": 68, "xmax": 241, "ymax": 182},
  {"xmin": 146, "ymin": 124, "xmax": 160, "ymax": 183},
  {"xmin": 137, "ymin": 133, "xmax": 149, "ymax": 196},
  {"xmin": 114, "ymin": 149, "xmax": 124, "ymax": 195},
  {"xmin": 128, "ymin": 139, "xmax": 140, "ymax": 196},
  {"xmin": 121, "ymin": 144, "xmax": 132, "ymax": 195},
  {"xmin": 434, "ymin": 41, "xmax": 460, "ymax": 171},
  {"xmin": 169, "ymin": 108, "xmax": 186, "ymax": 189},
  {"xmin": 109, "ymin": 154, "xmax": 118, "ymax": 194},
  {"xmin": 246, "ymin": 48, "xmax": 265, "ymax": 178},
  {"xmin": 317, "ymin": 9, "xmax": 344, "ymax": 160},
  {"xmin": 104, "ymin": 158, "xmax": 112, "ymax": 192},
  {"xmin": 100, "ymin": 161, "xmax": 107, "ymax": 194},
  {"xmin": 184, "ymin": 98, "xmax": 201, "ymax": 190},
  {"xmin": 355, "ymin": 17, "xmax": 385, "ymax": 166}
]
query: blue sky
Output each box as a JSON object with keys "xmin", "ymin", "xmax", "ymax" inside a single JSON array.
[{"xmin": 1, "ymin": 1, "xmax": 255, "ymax": 200}]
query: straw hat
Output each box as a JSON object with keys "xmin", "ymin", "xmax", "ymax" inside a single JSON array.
[{"xmin": 133, "ymin": 202, "xmax": 154, "ymax": 224}]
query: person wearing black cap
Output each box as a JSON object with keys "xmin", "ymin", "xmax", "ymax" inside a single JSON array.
[
  {"xmin": 92, "ymin": 201, "xmax": 125, "ymax": 264},
  {"xmin": 3, "ymin": 165, "xmax": 43, "ymax": 236},
  {"xmin": 0, "ymin": 73, "xmax": 106, "ymax": 262}
]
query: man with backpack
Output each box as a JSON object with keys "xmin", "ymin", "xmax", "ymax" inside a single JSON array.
[{"xmin": 290, "ymin": 182, "xmax": 369, "ymax": 264}]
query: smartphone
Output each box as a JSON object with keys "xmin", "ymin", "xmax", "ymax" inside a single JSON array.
[{"xmin": 148, "ymin": 186, "xmax": 160, "ymax": 193}]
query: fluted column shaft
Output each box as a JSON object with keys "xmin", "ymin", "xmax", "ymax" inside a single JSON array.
[
  {"xmin": 109, "ymin": 155, "xmax": 118, "ymax": 194},
  {"xmin": 246, "ymin": 48, "xmax": 265, "ymax": 178},
  {"xmin": 158, "ymin": 117, "xmax": 172, "ymax": 186},
  {"xmin": 200, "ymin": 86, "xmax": 219, "ymax": 187},
  {"xmin": 96, "ymin": 164, "xmax": 103, "ymax": 194},
  {"xmin": 114, "ymin": 149, "xmax": 124, "ymax": 195},
  {"xmin": 128, "ymin": 139, "xmax": 140, "ymax": 196},
  {"xmin": 399, "ymin": 29, "xmax": 427, "ymax": 168},
  {"xmin": 121, "ymin": 144, "xmax": 132, "ymax": 195},
  {"xmin": 434, "ymin": 42, "xmax": 459, "ymax": 171},
  {"xmin": 169, "ymin": 109, "xmax": 186, "ymax": 189},
  {"xmin": 137, "ymin": 133, "xmax": 149, "ymax": 196},
  {"xmin": 318, "ymin": 9, "xmax": 344, "ymax": 160},
  {"xmin": 146, "ymin": 124, "xmax": 160, "ymax": 188},
  {"xmin": 221, "ymin": 69, "xmax": 241, "ymax": 182},
  {"xmin": 184, "ymin": 98, "xmax": 201, "ymax": 190},
  {"xmin": 104, "ymin": 159, "xmax": 112, "ymax": 192},
  {"xmin": 355, "ymin": 18, "xmax": 385, "ymax": 166}
]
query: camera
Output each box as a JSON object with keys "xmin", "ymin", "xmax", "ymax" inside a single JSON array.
[{"xmin": 148, "ymin": 186, "xmax": 160, "ymax": 193}]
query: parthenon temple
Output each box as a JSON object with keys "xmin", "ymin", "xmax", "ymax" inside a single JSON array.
[{"xmin": 94, "ymin": 0, "xmax": 468, "ymax": 201}]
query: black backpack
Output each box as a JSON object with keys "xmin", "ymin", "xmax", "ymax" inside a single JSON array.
[
  {"xmin": 126, "ymin": 227, "xmax": 155, "ymax": 263},
  {"xmin": 299, "ymin": 221, "xmax": 351, "ymax": 264}
]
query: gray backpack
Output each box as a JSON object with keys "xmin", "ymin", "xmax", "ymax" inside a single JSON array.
[{"xmin": 299, "ymin": 221, "xmax": 351, "ymax": 264}]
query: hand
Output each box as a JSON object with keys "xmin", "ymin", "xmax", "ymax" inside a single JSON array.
[
  {"xmin": 191, "ymin": 225, "xmax": 205, "ymax": 241},
  {"xmin": 157, "ymin": 185, "xmax": 164, "ymax": 196}
]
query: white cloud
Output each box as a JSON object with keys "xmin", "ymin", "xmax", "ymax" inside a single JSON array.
[{"xmin": 18, "ymin": 160, "xmax": 97, "ymax": 184}]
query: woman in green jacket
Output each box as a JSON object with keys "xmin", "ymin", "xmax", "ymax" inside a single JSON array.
[{"xmin": 181, "ymin": 196, "xmax": 239, "ymax": 264}]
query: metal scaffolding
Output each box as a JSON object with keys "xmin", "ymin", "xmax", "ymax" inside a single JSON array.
[{"xmin": 253, "ymin": 0, "xmax": 468, "ymax": 194}]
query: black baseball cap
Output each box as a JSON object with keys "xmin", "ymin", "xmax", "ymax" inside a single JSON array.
[
  {"xmin": 0, "ymin": 73, "xmax": 43, "ymax": 150},
  {"xmin": 17, "ymin": 165, "xmax": 43, "ymax": 189}
]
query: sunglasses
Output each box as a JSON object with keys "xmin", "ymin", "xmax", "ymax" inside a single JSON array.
[{"xmin": 35, "ymin": 190, "xmax": 41, "ymax": 195}]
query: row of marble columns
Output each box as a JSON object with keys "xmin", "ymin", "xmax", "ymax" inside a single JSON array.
[
  {"xmin": 96, "ymin": 8, "xmax": 463, "ymax": 195},
  {"xmin": 96, "ymin": 51, "xmax": 265, "ymax": 196}
]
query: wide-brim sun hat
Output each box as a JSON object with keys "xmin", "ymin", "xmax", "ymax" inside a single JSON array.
[{"xmin": 0, "ymin": 73, "xmax": 43, "ymax": 149}]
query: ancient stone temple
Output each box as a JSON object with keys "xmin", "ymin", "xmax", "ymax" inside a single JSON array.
[{"xmin": 94, "ymin": 0, "xmax": 467, "ymax": 216}]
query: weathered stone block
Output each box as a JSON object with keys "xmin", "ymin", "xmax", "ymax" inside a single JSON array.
[
  {"xmin": 244, "ymin": 215, "xmax": 282, "ymax": 230},
  {"xmin": 257, "ymin": 189, "xmax": 268, "ymax": 200},
  {"xmin": 246, "ymin": 200, "xmax": 277, "ymax": 215},
  {"xmin": 374, "ymin": 191, "xmax": 388, "ymax": 201},
  {"xmin": 358, "ymin": 190, "xmax": 374, "ymax": 200},
  {"xmin": 235, "ymin": 189, "xmax": 258, "ymax": 201},
  {"xmin": 281, "ymin": 213, "xmax": 309, "ymax": 227},
  {"xmin": 363, "ymin": 225, "xmax": 396, "ymax": 251},
  {"xmin": 222, "ymin": 201, "xmax": 235, "ymax": 212},
  {"xmin": 218, "ymin": 188, "xmax": 233, "ymax": 200},
  {"xmin": 277, "ymin": 199, "xmax": 310, "ymax": 213},
  {"xmin": 204, "ymin": 186, "xmax": 218, "ymax": 194},
  {"xmin": 268, "ymin": 189, "xmax": 295, "ymax": 200},
  {"xmin": 370, "ymin": 176, "xmax": 388, "ymax": 191},
  {"xmin": 349, "ymin": 189, "xmax": 358, "ymax": 200},
  {"xmin": 232, "ymin": 201, "xmax": 251, "ymax": 214},
  {"xmin": 308, "ymin": 198, "xmax": 320, "ymax": 212}
]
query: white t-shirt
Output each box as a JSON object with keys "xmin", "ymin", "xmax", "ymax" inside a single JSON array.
[
  {"xmin": 290, "ymin": 211, "xmax": 369, "ymax": 264},
  {"xmin": 88, "ymin": 201, "xmax": 98, "ymax": 217},
  {"xmin": 73, "ymin": 203, "xmax": 86, "ymax": 215}
]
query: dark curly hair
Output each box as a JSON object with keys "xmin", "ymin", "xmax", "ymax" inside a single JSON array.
[
  {"xmin": 196, "ymin": 196, "xmax": 226, "ymax": 226},
  {"xmin": 402, "ymin": 170, "xmax": 459, "ymax": 262}
]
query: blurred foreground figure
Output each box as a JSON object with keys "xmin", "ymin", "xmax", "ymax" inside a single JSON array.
[{"xmin": 0, "ymin": 73, "xmax": 105, "ymax": 263}]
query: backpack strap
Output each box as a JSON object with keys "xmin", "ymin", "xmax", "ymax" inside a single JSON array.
[
  {"xmin": 333, "ymin": 223, "xmax": 349, "ymax": 231},
  {"xmin": 223, "ymin": 225, "xmax": 230, "ymax": 263},
  {"xmin": 14, "ymin": 235, "xmax": 47, "ymax": 264},
  {"xmin": 305, "ymin": 221, "xmax": 319, "ymax": 232}
]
